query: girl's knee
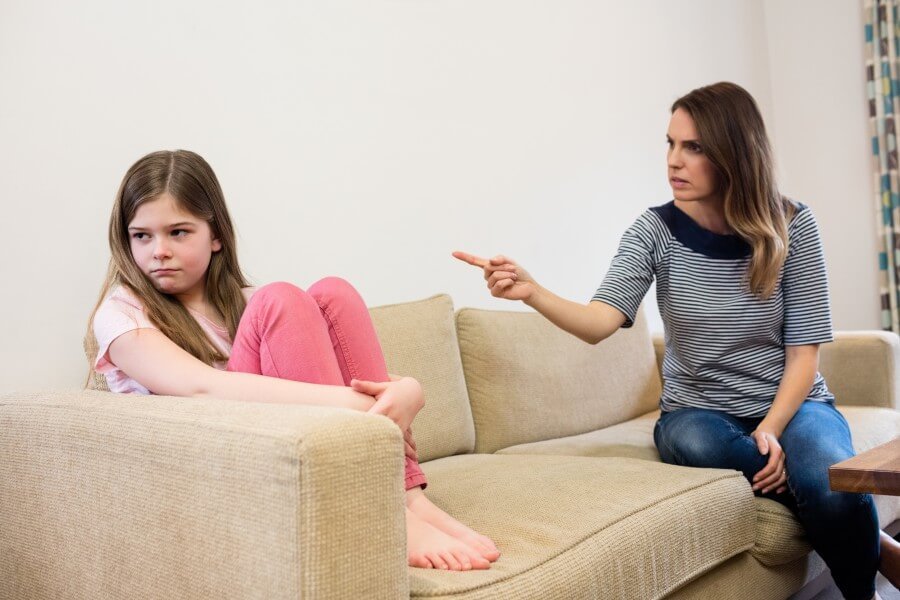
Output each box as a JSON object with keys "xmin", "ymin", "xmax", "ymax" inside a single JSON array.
[
  {"xmin": 251, "ymin": 281, "xmax": 319, "ymax": 313},
  {"xmin": 256, "ymin": 281, "xmax": 304, "ymax": 297},
  {"xmin": 308, "ymin": 276, "xmax": 363, "ymax": 306}
]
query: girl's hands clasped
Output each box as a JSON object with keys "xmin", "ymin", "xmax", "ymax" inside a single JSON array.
[
  {"xmin": 749, "ymin": 429, "xmax": 788, "ymax": 495},
  {"xmin": 452, "ymin": 251, "xmax": 537, "ymax": 302},
  {"xmin": 350, "ymin": 376, "xmax": 425, "ymax": 433}
]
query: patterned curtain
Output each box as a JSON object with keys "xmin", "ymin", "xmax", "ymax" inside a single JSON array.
[{"xmin": 866, "ymin": 0, "xmax": 900, "ymax": 332}]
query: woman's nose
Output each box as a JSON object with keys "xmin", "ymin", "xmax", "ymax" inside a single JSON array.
[{"xmin": 668, "ymin": 149, "xmax": 683, "ymax": 169}]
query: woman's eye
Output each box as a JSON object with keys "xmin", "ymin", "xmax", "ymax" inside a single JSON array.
[
  {"xmin": 171, "ymin": 229, "xmax": 188, "ymax": 237},
  {"xmin": 132, "ymin": 232, "xmax": 148, "ymax": 240},
  {"xmin": 688, "ymin": 144, "xmax": 702, "ymax": 153}
]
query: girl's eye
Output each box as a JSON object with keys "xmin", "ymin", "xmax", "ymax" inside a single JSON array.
[
  {"xmin": 132, "ymin": 232, "xmax": 148, "ymax": 240},
  {"xmin": 171, "ymin": 229, "xmax": 188, "ymax": 237}
]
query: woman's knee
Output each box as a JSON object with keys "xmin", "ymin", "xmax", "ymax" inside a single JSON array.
[{"xmin": 655, "ymin": 409, "xmax": 745, "ymax": 467}]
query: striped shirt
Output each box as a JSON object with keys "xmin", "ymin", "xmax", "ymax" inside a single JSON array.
[{"xmin": 592, "ymin": 200, "xmax": 834, "ymax": 417}]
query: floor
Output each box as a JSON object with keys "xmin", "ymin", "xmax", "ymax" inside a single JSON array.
[{"xmin": 809, "ymin": 573, "xmax": 898, "ymax": 599}]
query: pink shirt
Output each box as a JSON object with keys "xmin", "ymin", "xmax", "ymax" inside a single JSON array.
[{"xmin": 93, "ymin": 286, "xmax": 255, "ymax": 394}]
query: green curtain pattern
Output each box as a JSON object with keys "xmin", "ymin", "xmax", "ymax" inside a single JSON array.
[{"xmin": 866, "ymin": 0, "xmax": 900, "ymax": 331}]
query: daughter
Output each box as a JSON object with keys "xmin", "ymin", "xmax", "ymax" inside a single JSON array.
[{"xmin": 88, "ymin": 149, "xmax": 499, "ymax": 571}]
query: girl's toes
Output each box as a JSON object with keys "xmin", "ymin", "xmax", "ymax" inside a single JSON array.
[
  {"xmin": 441, "ymin": 551, "xmax": 463, "ymax": 571},
  {"xmin": 451, "ymin": 550, "xmax": 472, "ymax": 570},
  {"xmin": 409, "ymin": 553, "xmax": 432, "ymax": 569}
]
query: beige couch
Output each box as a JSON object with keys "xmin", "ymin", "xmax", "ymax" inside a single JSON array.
[{"xmin": 2, "ymin": 294, "xmax": 899, "ymax": 599}]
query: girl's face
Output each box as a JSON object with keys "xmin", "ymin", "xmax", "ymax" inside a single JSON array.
[
  {"xmin": 128, "ymin": 193, "xmax": 222, "ymax": 300},
  {"xmin": 666, "ymin": 108, "xmax": 721, "ymax": 205}
]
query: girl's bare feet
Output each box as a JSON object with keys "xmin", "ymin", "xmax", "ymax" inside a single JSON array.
[
  {"xmin": 406, "ymin": 487, "xmax": 501, "ymax": 563},
  {"xmin": 879, "ymin": 530, "xmax": 900, "ymax": 589},
  {"xmin": 406, "ymin": 508, "xmax": 492, "ymax": 570}
]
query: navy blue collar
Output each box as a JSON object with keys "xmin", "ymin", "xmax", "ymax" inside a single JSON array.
[{"xmin": 650, "ymin": 201, "xmax": 752, "ymax": 259}]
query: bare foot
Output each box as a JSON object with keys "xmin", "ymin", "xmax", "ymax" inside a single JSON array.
[
  {"xmin": 406, "ymin": 487, "xmax": 501, "ymax": 563},
  {"xmin": 879, "ymin": 530, "xmax": 900, "ymax": 589},
  {"xmin": 406, "ymin": 508, "xmax": 491, "ymax": 570}
]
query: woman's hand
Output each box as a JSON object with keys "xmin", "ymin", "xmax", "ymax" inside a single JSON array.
[
  {"xmin": 452, "ymin": 251, "xmax": 537, "ymax": 302},
  {"xmin": 750, "ymin": 429, "xmax": 788, "ymax": 494},
  {"xmin": 350, "ymin": 376, "xmax": 425, "ymax": 432}
]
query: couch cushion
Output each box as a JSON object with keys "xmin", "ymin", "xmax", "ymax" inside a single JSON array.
[
  {"xmin": 496, "ymin": 410, "xmax": 660, "ymax": 461},
  {"xmin": 409, "ymin": 455, "xmax": 754, "ymax": 599},
  {"xmin": 370, "ymin": 294, "xmax": 475, "ymax": 462},
  {"xmin": 749, "ymin": 498, "xmax": 811, "ymax": 567},
  {"xmin": 456, "ymin": 306, "xmax": 661, "ymax": 454}
]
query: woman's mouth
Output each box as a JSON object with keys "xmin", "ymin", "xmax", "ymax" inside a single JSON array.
[
  {"xmin": 152, "ymin": 268, "xmax": 179, "ymax": 276},
  {"xmin": 670, "ymin": 177, "xmax": 689, "ymax": 188}
]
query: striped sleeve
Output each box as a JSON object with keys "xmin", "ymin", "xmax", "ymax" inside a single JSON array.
[
  {"xmin": 591, "ymin": 213, "xmax": 659, "ymax": 328},
  {"xmin": 782, "ymin": 207, "xmax": 833, "ymax": 345}
]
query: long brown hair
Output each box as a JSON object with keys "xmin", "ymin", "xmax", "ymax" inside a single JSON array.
[
  {"xmin": 86, "ymin": 150, "xmax": 250, "ymax": 378},
  {"xmin": 672, "ymin": 82, "xmax": 795, "ymax": 298}
]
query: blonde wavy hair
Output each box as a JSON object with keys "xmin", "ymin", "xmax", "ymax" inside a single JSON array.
[
  {"xmin": 86, "ymin": 150, "xmax": 249, "ymax": 380},
  {"xmin": 672, "ymin": 82, "xmax": 796, "ymax": 298}
]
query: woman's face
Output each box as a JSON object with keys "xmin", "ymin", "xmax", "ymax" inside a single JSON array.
[{"xmin": 666, "ymin": 108, "xmax": 721, "ymax": 205}]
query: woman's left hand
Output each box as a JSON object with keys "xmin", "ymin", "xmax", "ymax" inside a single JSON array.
[{"xmin": 750, "ymin": 429, "xmax": 788, "ymax": 494}]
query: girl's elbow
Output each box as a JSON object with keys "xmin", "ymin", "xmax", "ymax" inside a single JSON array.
[{"xmin": 186, "ymin": 367, "xmax": 225, "ymax": 399}]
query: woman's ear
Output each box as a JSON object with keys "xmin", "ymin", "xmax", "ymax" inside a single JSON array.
[{"xmin": 212, "ymin": 239, "xmax": 222, "ymax": 252}]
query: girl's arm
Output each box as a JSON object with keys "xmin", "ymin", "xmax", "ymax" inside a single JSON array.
[
  {"xmin": 108, "ymin": 328, "xmax": 378, "ymax": 411},
  {"xmin": 453, "ymin": 251, "xmax": 626, "ymax": 344},
  {"xmin": 749, "ymin": 343, "xmax": 820, "ymax": 493}
]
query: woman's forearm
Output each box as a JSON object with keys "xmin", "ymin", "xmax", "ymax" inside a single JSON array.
[
  {"xmin": 524, "ymin": 284, "xmax": 626, "ymax": 344},
  {"xmin": 758, "ymin": 344, "xmax": 820, "ymax": 436}
]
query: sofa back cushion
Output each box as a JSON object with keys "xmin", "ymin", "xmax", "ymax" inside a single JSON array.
[
  {"xmin": 369, "ymin": 294, "xmax": 476, "ymax": 462},
  {"xmin": 456, "ymin": 306, "xmax": 661, "ymax": 453}
]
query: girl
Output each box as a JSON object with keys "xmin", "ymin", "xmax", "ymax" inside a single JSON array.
[
  {"xmin": 88, "ymin": 149, "xmax": 499, "ymax": 571},
  {"xmin": 455, "ymin": 82, "xmax": 899, "ymax": 599}
]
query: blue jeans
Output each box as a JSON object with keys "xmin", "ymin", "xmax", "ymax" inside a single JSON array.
[{"xmin": 653, "ymin": 401, "xmax": 879, "ymax": 600}]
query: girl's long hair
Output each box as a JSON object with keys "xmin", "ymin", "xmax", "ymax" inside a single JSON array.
[
  {"xmin": 672, "ymin": 82, "xmax": 795, "ymax": 298},
  {"xmin": 86, "ymin": 150, "xmax": 249, "ymax": 380}
]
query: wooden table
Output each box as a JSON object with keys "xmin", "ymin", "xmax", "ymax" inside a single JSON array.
[{"xmin": 829, "ymin": 437, "xmax": 900, "ymax": 495}]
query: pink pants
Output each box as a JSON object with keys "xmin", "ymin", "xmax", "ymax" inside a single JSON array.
[{"xmin": 226, "ymin": 279, "xmax": 427, "ymax": 490}]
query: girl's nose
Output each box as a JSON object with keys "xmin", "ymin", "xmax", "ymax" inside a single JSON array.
[{"xmin": 153, "ymin": 240, "xmax": 173, "ymax": 259}]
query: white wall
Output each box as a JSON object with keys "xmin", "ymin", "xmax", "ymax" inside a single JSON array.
[
  {"xmin": 1, "ymin": 0, "xmax": 872, "ymax": 394},
  {"xmin": 763, "ymin": 0, "xmax": 880, "ymax": 331}
]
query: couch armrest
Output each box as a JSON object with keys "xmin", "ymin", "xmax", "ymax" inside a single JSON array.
[
  {"xmin": 0, "ymin": 390, "xmax": 408, "ymax": 600},
  {"xmin": 819, "ymin": 331, "xmax": 900, "ymax": 409}
]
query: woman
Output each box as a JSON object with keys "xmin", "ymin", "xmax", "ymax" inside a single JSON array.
[{"xmin": 455, "ymin": 81, "xmax": 898, "ymax": 599}]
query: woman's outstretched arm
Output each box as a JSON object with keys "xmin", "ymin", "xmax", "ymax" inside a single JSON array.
[{"xmin": 453, "ymin": 251, "xmax": 626, "ymax": 344}]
